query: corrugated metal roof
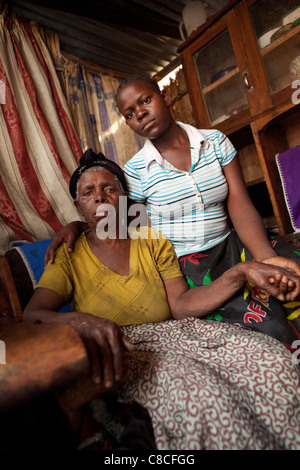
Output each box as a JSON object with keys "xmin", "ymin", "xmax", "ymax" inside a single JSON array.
[{"xmin": 5, "ymin": 0, "xmax": 229, "ymax": 77}]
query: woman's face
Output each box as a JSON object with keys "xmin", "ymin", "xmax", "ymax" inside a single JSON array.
[
  {"xmin": 117, "ymin": 80, "xmax": 172, "ymax": 141},
  {"xmin": 75, "ymin": 168, "xmax": 124, "ymax": 232}
]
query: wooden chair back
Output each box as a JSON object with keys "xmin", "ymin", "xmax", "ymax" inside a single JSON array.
[{"xmin": 0, "ymin": 257, "xmax": 22, "ymax": 320}]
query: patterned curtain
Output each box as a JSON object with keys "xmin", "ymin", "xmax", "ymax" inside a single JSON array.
[
  {"xmin": 0, "ymin": 16, "xmax": 83, "ymax": 254},
  {"xmin": 63, "ymin": 62, "xmax": 144, "ymax": 168}
]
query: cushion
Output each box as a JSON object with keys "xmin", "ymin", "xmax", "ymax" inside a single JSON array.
[{"xmin": 5, "ymin": 239, "xmax": 71, "ymax": 312}]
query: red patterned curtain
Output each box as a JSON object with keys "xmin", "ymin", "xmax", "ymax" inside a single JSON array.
[{"xmin": 0, "ymin": 16, "xmax": 83, "ymax": 254}]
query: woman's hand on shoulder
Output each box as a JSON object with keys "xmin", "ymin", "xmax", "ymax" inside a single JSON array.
[{"xmin": 44, "ymin": 221, "xmax": 87, "ymax": 266}]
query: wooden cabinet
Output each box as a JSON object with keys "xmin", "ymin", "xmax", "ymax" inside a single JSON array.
[{"xmin": 179, "ymin": 0, "xmax": 300, "ymax": 235}]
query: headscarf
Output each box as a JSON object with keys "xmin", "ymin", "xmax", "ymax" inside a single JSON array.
[{"xmin": 69, "ymin": 149, "xmax": 128, "ymax": 199}]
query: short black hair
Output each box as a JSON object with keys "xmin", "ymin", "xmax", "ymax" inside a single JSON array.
[{"xmin": 116, "ymin": 74, "xmax": 160, "ymax": 101}]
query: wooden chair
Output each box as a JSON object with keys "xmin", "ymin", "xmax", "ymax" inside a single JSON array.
[{"xmin": 0, "ymin": 257, "xmax": 22, "ymax": 320}]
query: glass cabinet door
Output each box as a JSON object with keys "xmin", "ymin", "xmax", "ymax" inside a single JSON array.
[
  {"xmin": 249, "ymin": 0, "xmax": 300, "ymax": 95},
  {"xmin": 193, "ymin": 28, "xmax": 249, "ymax": 127}
]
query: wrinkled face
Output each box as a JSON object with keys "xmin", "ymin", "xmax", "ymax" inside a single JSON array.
[
  {"xmin": 117, "ymin": 80, "xmax": 172, "ymax": 140},
  {"xmin": 75, "ymin": 168, "xmax": 124, "ymax": 230}
]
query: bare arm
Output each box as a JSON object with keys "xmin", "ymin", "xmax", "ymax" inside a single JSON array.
[
  {"xmin": 224, "ymin": 157, "xmax": 275, "ymax": 261},
  {"xmin": 24, "ymin": 288, "xmax": 135, "ymax": 387},
  {"xmin": 224, "ymin": 158, "xmax": 300, "ymax": 277},
  {"xmin": 164, "ymin": 261, "xmax": 300, "ymax": 320}
]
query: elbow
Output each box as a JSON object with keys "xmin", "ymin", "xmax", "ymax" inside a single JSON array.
[
  {"xmin": 171, "ymin": 310, "xmax": 207, "ymax": 321},
  {"xmin": 23, "ymin": 305, "xmax": 37, "ymax": 322},
  {"xmin": 23, "ymin": 299, "xmax": 46, "ymax": 322},
  {"xmin": 171, "ymin": 296, "xmax": 214, "ymax": 320},
  {"xmin": 171, "ymin": 310, "xmax": 186, "ymax": 320},
  {"xmin": 170, "ymin": 297, "xmax": 189, "ymax": 320},
  {"xmin": 168, "ymin": 287, "xmax": 214, "ymax": 320},
  {"xmin": 171, "ymin": 302, "xmax": 208, "ymax": 320}
]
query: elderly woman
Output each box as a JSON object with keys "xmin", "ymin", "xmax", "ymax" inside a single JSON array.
[{"xmin": 24, "ymin": 150, "xmax": 300, "ymax": 450}]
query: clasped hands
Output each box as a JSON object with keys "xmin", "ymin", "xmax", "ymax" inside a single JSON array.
[{"xmin": 243, "ymin": 257, "xmax": 300, "ymax": 302}]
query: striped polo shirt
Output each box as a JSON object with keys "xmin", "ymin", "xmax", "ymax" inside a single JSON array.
[{"xmin": 123, "ymin": 122, "xmax": 237, "ymax": 257}]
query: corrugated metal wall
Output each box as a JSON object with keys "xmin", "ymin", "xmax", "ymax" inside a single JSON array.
[{"xmin": 5, "ymin": 0, "xmax": 229, "ymax": 76}]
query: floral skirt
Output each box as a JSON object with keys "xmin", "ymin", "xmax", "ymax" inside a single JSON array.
[{"xmin": 178, "ymin": 231, "xmax": 300, "ymax": 348}]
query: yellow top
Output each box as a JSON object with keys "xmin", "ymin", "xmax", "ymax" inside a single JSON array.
[{"xmin": 37, "ymin": 227, "xmax": 183, "ymax": 326}]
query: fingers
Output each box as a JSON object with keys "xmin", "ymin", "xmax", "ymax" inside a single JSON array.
[
  {"xmin": 286, "ymin": 259, "xmax": 300, "ymax": 277},
  {"xmin": 263, "ymin": 256, "xmax": 300, "ymax": 278},
  {"xmin": 44, "ymin": 244, "xmax": 51, "ymax": 266},
  {"xmin": 78, "ymin": 319, "xmax": 134, "ymax": 388},
  {"xmin": 268, "ymin": 274, "xmax": 287, "ymax": 299},
  {"xmin": 287, "ymin": 279, "xmax": 296, "ymax": 292},
  {"xmin": 261, "ymin": 257, "xmax": 300, "ymax": 301},
  {"xmin": 277, "ymin": 273, "xmax": 300, "ymax": 301},
  {"xmin": 44, "ymin": 236, "xmax": 65, "ymax": 266},
  {"xmin": 103, "ymin": 328, "xmax": 133, "ymax": 384},
  {"xmin": 121, "ymin": 334, "xmax": 136, "ymax": 352},
  {"xmin": 91, "ymin": 328, "xmax": 117, "ymax": 387},
  {"xmin": 270, "ymin": 276, "xmax": 299, "ymax": 301},
  {"xmin": 65, "ymin": 232, "xmax": 77, "ymax": 253},
  {"xmin": 244, "ymin": 261, "xmax": 300, "ymax": 302},
  {"xmin": 262, "ymin": 281, "xmax": 285, "ymax": 301},
  {"xmin": 84, "ymin": 328, "xmax": 120, "ymax": 387},
  {"xmin": 44, "ymin": 223, "xmax": 83, "ymax": 266},
  {"xmin": 44, "ymin": 241, "xmax": 58, "ymax": 266},
  {"xmin": 285, "ymin": 281, "xmax": 300, "ymax": 301},
  {"xmin": 44, "ymin": 234, "xmax": 77, "ymax": 266},
  {"xmin": 277, "ymin": 274, "xmax": 289, "ymax": 293},
  {"xmin": 84, "ymin": 334, "xmax": 103, "ymax": 385}
]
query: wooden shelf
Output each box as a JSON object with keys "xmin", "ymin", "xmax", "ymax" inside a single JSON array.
[
  {"xmin": 202, "ymin": 67, "xmax": 239, "ymax": 94},
  {"xmin": 260, "ymin": 23, "xmax": 300, "ymax": 56},
  {"xmin": 246, "ymin": 177, "xmax": 265, "ymax": 187}
]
